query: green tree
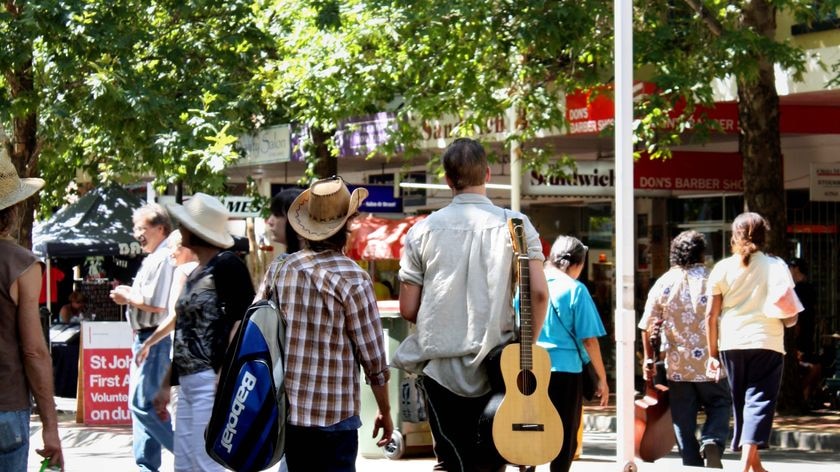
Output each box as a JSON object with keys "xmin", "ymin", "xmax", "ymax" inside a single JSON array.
[
  {"xmin": 1, "ymin": 0, "xmax": 274, "ymax": 245},
  {"xmin": 262, "ymin": 0, "xmax": 838, "ymax": 412}
]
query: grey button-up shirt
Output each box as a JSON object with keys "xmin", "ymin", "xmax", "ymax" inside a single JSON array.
[{"xmin": 393, "ymin": 193, "xmax": 544, "ymax": 397}]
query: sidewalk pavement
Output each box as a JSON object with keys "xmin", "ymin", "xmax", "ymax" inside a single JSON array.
[
  {"xmin": 581, "ymin": 399, "xmax": 840, "ymax": 452},
  {"xmin": 26, "ymin": 397, "xmax": 840, "ymax": 471}
]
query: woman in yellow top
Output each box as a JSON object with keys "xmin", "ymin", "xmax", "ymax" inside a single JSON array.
[{"xmin": 706, "ymin": 212, "xmax": 801, "ymax": 472}]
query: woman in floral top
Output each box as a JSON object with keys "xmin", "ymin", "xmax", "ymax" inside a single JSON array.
[{"xmin": 639, "ymin": 230, "xmax": 731, "ymax": 468}]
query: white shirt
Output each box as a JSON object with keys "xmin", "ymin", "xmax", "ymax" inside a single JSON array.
[
  {"xmin": 393, "ymin": 193, "xmax": 544, "ymax": 397},
  {"xmin": 707, "ymin": 252, "xmax": 791, "ymax": 354}
]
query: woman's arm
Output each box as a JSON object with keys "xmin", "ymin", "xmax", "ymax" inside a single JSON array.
[
  {"xmin": 582, "ymin": 337, "xmax": 609, "ymax": 406},
  {"xmin": 705, "ymin": 294, "xmax": 722, "ymax": 359},
  {"xmin": 135, "ymin": 269, "xmax": 188, "ymax": 365}
]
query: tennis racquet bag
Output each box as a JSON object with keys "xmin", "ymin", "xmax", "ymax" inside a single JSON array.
[{"xmin": 206, "ymin": 298, "xmax": 287, "ymax": 472}]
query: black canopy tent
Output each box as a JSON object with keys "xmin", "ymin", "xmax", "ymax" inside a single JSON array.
[
  {"xmin": 33, "ymin": 185, "xmax": 250, "ymax": 312},
  {"xmin": 32, "ymin": 185, "xmax": 145, "ymax": 315},
  {"xmin": 33, "ymin": 185, "xmax": 145, "ymax": 260}
]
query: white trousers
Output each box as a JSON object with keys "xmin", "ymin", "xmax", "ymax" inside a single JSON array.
[{"xmin": 174, "ymin": 369, "xmax": 227, "ymax": 472}]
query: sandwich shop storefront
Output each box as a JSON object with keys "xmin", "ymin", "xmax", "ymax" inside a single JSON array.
[{"xmin": 523, "ymin": 151, "xmax": 744, "ymax": 326}]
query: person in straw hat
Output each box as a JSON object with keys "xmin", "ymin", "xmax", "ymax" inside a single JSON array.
[
  {"xmin": 152, "ymin": 193, "xmax": 254, "ymax": 472},
  {"xmin": 0, "ymin": 154, "xmax": 64, "ymax": 470},
  {"xmin": 274, "ymin": 176, "xmax": 392, "ymax": 471}
]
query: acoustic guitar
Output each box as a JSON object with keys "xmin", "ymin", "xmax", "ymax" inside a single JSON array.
[
  {"xmin": 490, "ymin": 218, "xmax": 563, "ymax": 466},
  {"xmin": 634, "ymin": 318, "xmax": 676, "ymax": 462}
]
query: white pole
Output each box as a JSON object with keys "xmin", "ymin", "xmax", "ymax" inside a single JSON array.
[
  {"xmin": 614, "ymin": 0, "xmax": 637, "ymax": 470},
  {"xmin": 146, "ymin": 181, "xmax": 155, "ymax": 204},
  {"xmin": 508, "ymin": 106, "xmax": 522, "ymax": 212}
]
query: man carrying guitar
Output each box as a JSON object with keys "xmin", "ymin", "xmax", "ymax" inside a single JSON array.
[
  {"xmin": 638, "ymin": 231, "xmax": 731, "ymax": 468},
  {"xmin": 393, "ymin": 138, "xmax": 549, "ymax": 472}
]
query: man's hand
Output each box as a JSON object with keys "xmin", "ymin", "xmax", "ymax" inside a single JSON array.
[
  {"xmin": 135, "ymin": 343, "xmax": 151, "ymax": 366},
  {"xmin": 642, "ymin": 358, "xmax": 656, "ymax": 381},
  {"xmin": 36, "ymin": 427, "xmax": 64, "ymax": 471},
  {"xmin": 372, "ymin": 409, "xmax": 394, "ymax": 447},
  {"xmin": 153, "ymin": 387, "xmax": 171, "ymax": 421},
  {"xmin": 595, "ymin": 377, "xmax": 610, "ymax": 407},
  {"xmin": 109, "ymin": 285, "xmax": 132, "ymax": 306}
]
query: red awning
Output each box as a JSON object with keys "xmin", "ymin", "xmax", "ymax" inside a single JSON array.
[{"xmin": 347, "ymin": 214, "xmax": 426, "ymax": 261}]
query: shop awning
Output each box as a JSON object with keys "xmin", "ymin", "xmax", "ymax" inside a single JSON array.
[{"xmin": 347, "ymin": 214, "xmax": 426, "ymax": 261}]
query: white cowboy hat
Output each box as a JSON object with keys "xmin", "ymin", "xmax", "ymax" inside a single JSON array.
[
  {"xmin": 166, "ymin": 193, "xmax": 234, "ymax": 249},
  {"xmin": 0, "ymin": 152, "xmax": 44, "ymax": 211},
  {"xmin": 289, "ymin": 176, "xmax": 368, "ymax": 241}
]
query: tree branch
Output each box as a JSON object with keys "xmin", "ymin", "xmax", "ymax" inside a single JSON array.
[{"xmin": 683, "ymin": 0, "xmax": 724, "ymax": 37}]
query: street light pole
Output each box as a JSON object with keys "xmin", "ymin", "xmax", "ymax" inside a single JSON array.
[{"xmin": 614, "ymin": 0, "xmax": 637, "ymax": 470}]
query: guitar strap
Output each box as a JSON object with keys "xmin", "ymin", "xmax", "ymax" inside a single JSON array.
[{"xmin": 505, "ymin": 212, "xmax": 521, "ymax": 343}]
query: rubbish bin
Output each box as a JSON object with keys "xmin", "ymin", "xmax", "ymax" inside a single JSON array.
[{"xmin": 359, "ymin": 304, "xmax": 433, "ymax": 459}]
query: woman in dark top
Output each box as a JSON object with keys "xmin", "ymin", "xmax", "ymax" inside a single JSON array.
[{"xmin": 154, "ymin": 193, "xmax": 255, "ymax": 471}]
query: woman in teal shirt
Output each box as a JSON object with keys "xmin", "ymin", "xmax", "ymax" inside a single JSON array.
[{"xmin": 536, "ymin": 235, "xmax": 609, "ymax": 472}]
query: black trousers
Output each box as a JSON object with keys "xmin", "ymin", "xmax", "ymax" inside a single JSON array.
[
  {"xmin": 421, "ymin": 376, "xmax": 506, "ymax": 472},
  {"xmin": 545, "ymin": 371, "xmax": 583, "ymax": 472}
]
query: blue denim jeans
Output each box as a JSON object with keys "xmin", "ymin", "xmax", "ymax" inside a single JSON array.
[
  {"xmin": 130, "ymin": 331, "xmax": 174, "ymax": 472},
  {"xmin": 667, "ymin": 380, "xmax": 732, "ymax": 466},
  {"xmin": 0, "ymin": 409, "xmax": 30, "ymax": 472}
]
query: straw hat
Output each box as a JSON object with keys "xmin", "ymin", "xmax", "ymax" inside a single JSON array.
[
  {"xmin": 0, "ymin": 152, "xmax": 44, "ymax": 211},
  {"xmin": 166, "ymin": 193, "xmax": 234, "ymax": 249},
  {"xmin": 289, "ymin": 176, "xmax": 368, "ymax": 241}
]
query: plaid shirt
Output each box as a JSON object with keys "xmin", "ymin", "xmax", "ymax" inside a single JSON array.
[{"xmin": 274, "ymin": 249, "xmax": 390, "ymax": 427}]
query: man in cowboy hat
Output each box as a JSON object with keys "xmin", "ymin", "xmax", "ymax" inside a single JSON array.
[
  {"xmin": 275, "ymin": 176, "xmax": 392, "ymax": 471},
  {"xmin": 393, "ymin": 138, "xmax": 549, "ymax": 472},
  {"xmin": 0, "ymin": 154, "xmax": 64, "ymax": 470},
  {"xmin": 110, "ymin": 203, "xmax": 176, "ymax": 472}
]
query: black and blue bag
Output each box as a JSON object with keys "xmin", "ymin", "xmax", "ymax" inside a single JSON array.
[{"xmin": 205, "ymin": 271, "xmax": 287, "ymax": 472}]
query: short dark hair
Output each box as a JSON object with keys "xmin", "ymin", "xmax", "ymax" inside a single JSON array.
[
  {"xmin": 305, "ymin": 216, "xmax": 353, "ymax": 252},
  {"xmin": 270, "ymin": 188, "xmax": 303, "ymax": 253},
  {"xmin": 670, "ymin": 230, "xmax": 706, "ymax": 267},
  {"xmin": 442, "ymin": 138, "xmax": 488, "ymax": 190}
]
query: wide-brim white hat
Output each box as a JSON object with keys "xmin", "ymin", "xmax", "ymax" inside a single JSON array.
[
  {"xmin": 289, "ymin": 176, "xmax": 368, "ymax": 241},
  {"xmin": 166, "ymin": 193, "xmax": 234, "ymax": 249},
  {"xmin": 0, "ymin": 154, "xmax": 44, "ymax": 211}
]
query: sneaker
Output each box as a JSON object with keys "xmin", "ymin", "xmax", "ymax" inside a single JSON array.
[{"xmin": 702, "ymin": 443, "xmax": 723, "ymax": 469}]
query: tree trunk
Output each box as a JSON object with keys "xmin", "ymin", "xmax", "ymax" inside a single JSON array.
[
  {"xmin": 4, "ymin": 50, "xmax": 39, "ymax": 249},
  {"xmin": 310, "ymin": 127, "xmax": 337, "ymax": 180},
  {"xmin": 737, "ymin": 0, "xmax": 803, "ymax": 414}
]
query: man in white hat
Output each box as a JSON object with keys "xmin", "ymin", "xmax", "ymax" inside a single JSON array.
[
  {"xmin": 109, "ymin": 203, "xmax": 176, "ymax": 471},
  {"xmin": 0, "ymin": 155, "xmax": 64, "ymax": 471},
  {"xmin": 393, "ymin": 138, "xmax": 549, "ymax": 472},
  {"xmin": 277, "ymin": 176, "xmax": 392, "ymax": 471}
]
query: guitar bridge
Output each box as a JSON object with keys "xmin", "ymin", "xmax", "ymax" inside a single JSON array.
[{"xmin": 512, "ymin": 423, "xmax": 545, "ymax": 432}]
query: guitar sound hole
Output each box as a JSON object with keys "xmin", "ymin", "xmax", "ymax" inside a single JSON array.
[{"xmin": 516, "ymin": 370, "xmax": 537, "ymax": 396}]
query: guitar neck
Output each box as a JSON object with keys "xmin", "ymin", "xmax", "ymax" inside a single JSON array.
[{"xmin": 518, "ymin": 254, "xmax": 532, "ymax": 369}]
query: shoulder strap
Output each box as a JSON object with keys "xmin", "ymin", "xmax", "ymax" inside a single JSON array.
[
  {"xmin": 547, "ymin": 294, "xmax": 587, "ymax": 363},
  {"xmin": 264, "ymin": 257, "xmax": 287, "ymax": 304}
]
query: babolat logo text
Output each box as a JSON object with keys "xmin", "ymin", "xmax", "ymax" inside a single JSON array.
[{"xmin": 221, "ymin": 371, "xmax": 257, "ymax": 453}]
